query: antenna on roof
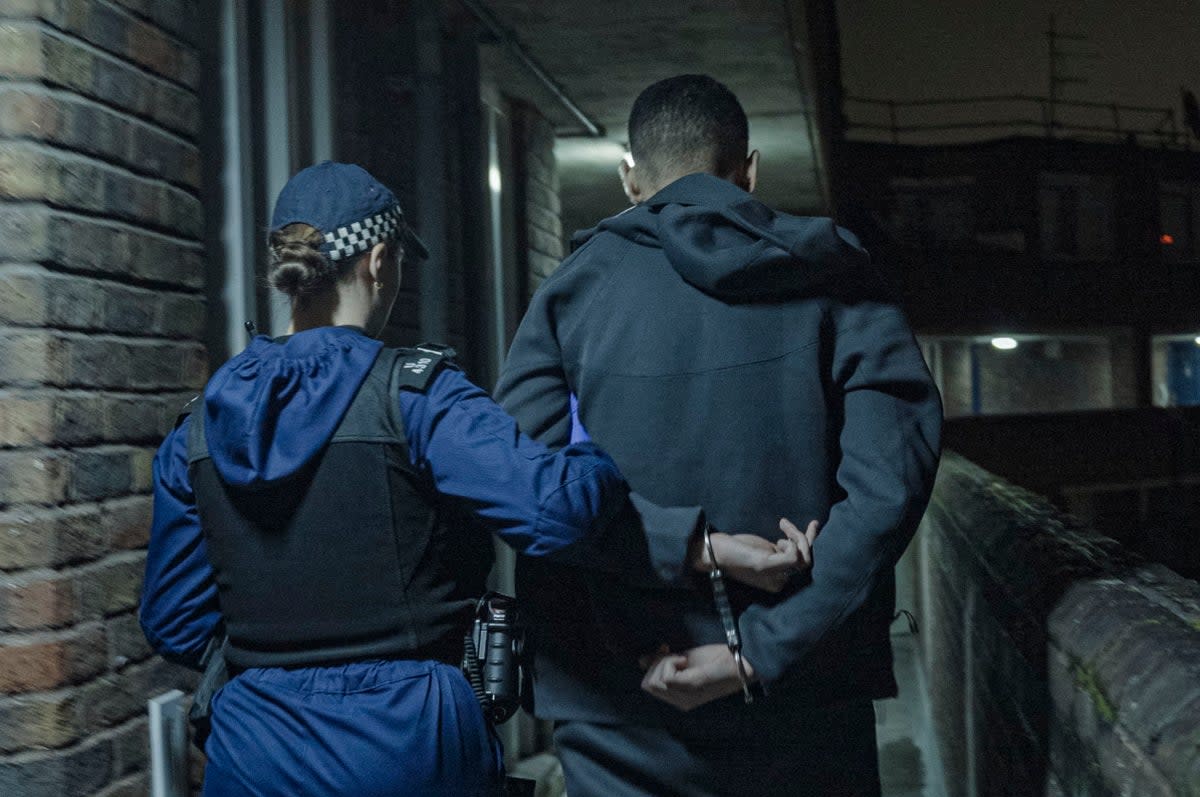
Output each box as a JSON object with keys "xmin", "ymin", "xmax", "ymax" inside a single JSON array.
[
  {"xmin": 1045, "ymin": 14, "xmax": 1099, "ymax": 138},
  {"xmin": 1182, "ymin": 87, "xmax": 1200, "ymax": 142}
]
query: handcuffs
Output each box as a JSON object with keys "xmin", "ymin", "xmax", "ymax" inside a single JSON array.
[{"xmin": 703, "ymin": 522, "xmax": 754, "ymax": 703}]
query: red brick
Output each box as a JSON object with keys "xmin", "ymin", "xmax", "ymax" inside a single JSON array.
[
  {"xmin": 0, "ymin": 22, "xmax": 199, "ymax": 137},
  {"xmin": 0, "ymin": 623, "xmax": 106, "ymax": 693},
  {"xmin": 0, "ymin": 448, "xmax": 70, "ymax": 506},
  {"xmin": 77, "ymin": 553, "xmax": 144, "ymax": 616},
  {"xmin": 73, "ymin": 656, "xmax": 193, "ymax": 734},
  {"xmin": 0, "ymin": 661, "xmax": 178, "ymax": 755},
  {"xmin": 0, "ymin": 21, "xmax": 46, "ymax": 79},
  {"xmin": 32, "ymin": 334, "xmax": 207, "ymax": 391},
  {"xmin": 157, "ymin": 292, "xmax": 206, "ymax": 338},
  {"xmin": 0, "ymin": 265, "xmax": 49, "ymax": 325},
  {"xmin": 67, "ymin": 447, "xmax": 134, "ymax": 503},
  {"xmin": 105, "ymin": 395, "xmax": 169, "ymax": 444},
  {"xmin": 103, "ymin": 496, "xmax": 152, "ymax": 552},
  {"xmin": 105, "ymin": 612, "xmax": 152, "ymax": 667},
  {"xmin": 0, "ymin": 504, "xmax": 106, "ymax": 570},
  {"xmin": 0, "ymin": 391, "xmax": 174, "ymax": 449},
  {"xmin": 0, "ymin": 691, "xmax": 76, "ymax": 752},
  {"xmin": 0, "ymin": 571, "xmax": 77, "ymax": 630},
  {"xmin": 0, "ymin": 392, "xmax": 53, "ymax": 446},
  {"xmin": 0, "ymin": 718, "xmax": 112, "ymax": 792},
  {"xmin": 0, "ymin": 271, "xmax": 206, "ymax": 338},
  {"xmin": 0, "ymin": 205, "xmax": 205, "ymax": 289},
  {"xmin": 51, "ymin": 393, "xmax": 101, "ymax": 446},
  {"xmin": 110, "ymin": 715, "xmax": 149, "ymax": 779},
  {"xmin": 108, "ymin": 0, "xmax": 198, "ymax": 47},
  {"xmin": 0, "ymin": 142, "xmax": 202, "ymax": 238},
  {"xmin": 0, "ymin": 329, "xmax": 68, "ymax": 386},
  {"xmin": 128, "ymin": 447, "xmax": 155, "ymax": 493}
]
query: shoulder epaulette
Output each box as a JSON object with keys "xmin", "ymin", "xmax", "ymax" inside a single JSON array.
[
  {"xmin": 394, "ymin": 342, "xmax": 457, "ymax": 392},
  {"xmin": 174, "ymin": 395, "xmax": 201, "ymax": 429}
]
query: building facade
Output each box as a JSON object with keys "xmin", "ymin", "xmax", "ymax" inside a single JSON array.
[{"xmin": 838, "ymin": 134, "xmax": 1200, "ymax": 416}]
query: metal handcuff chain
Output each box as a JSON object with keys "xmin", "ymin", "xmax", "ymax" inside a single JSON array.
[{"xmin": 703, "ymin": 523, "xmax": 754, "ymax": 703}]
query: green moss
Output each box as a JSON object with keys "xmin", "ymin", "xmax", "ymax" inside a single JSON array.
[
  {"xmin": 1073, "ymin": 662, "xmax": 1117, "ymax": 724},
  {"xmin": 1188, "ymin": 617, "xmax": 1200, "ymax": 633}
]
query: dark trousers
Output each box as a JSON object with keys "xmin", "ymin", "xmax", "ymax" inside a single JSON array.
[{"xmin": 553, "ymin": 701, "xmax": 881, "ymax": 797}]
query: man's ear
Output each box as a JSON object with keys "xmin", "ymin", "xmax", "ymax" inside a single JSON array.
[
  {"xmin": 744, "ymin": 150, "xmax": 760, "ymax": 193},
  {"xmin": 619, "ymin": 157, "xmax": 643, "ymax": 205}
]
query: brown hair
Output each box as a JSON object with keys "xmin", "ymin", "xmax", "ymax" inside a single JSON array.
[{"xmin": 267, "ymin": 223, "xmax": 337, "ymax": 298}]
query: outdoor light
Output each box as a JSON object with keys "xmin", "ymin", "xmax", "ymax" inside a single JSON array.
[
  {"xmin": 488, "ymin": 165, "xmax": 501, "ymax": 194},
  {"xmin": 1193, "ymin": 336, "xmax": 1200, "ymax": 347},
  {"xmin": 1161, "ymin": 233, "xmax": 1176, "ymax": 245},
  {"xmin": 991, "ymin": 337, "xmax": 1019, "ymax": 350}
]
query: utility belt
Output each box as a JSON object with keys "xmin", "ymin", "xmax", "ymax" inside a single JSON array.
[{"xmin": 188, "ymin": 592, "xmax": 526, "ymax": 749}]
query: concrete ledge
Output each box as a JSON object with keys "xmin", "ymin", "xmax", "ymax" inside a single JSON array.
[{"xmin": 916, "ymin": 452, "xmax": 1200, "ymax": 796}]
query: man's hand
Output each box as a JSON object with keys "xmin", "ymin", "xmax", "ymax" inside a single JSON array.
[
  {"xmin": 640, "ymin": 644, "xmax": 755, "ymax": 711},
  {"xmin": 689, "ymin": 518, "xmax": 820, "ymax": 593}
]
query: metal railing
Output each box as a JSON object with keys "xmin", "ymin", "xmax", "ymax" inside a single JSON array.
[{"xmin": 846, "ymin": 94, "xmax": 1187, "ymax": 147}]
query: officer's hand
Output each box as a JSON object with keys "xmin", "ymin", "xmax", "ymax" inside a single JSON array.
[
  {"xmin": 691, "ymin": 519, "xmax": 820, "ymax": 593},
  {"xmin": 640, "ymin": 643, "xmax": 755, "ymax": 711}
]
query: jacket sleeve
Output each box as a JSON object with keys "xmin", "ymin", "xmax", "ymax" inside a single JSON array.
[
  {"xmin": 404, "ymin": 363, "xmax": 701, "ymax": 584},
  {"xmin": 138, "ymin": 415, "xmax": 221, "ymax": 670},
  {"xmin": 738, "ymin": 301, "xmax": 943, "ymax": 687}
]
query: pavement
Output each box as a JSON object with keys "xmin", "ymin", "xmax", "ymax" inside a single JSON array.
[{"xmin": 876, "ymin": 632, "xmax": 950, "ymax": 797}]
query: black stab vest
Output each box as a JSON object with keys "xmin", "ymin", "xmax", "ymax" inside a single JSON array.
[{"xmin": 186, "ymin": 347, "xmax": 494, "ymax": 670}]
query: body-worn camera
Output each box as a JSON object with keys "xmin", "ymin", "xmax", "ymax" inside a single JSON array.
[{"xmin": 462, "ymin": 592, "xmax": 524, "ymax": 725}]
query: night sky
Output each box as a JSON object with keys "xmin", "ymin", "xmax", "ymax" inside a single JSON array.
[{"xmin": 838, "ymin": 0, "xmax": 1200, "ymax": 139}]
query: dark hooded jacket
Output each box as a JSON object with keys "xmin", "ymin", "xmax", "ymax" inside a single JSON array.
[{"xmin": 496, "ymin": 173, "xmax": 942, "ymax": 725}]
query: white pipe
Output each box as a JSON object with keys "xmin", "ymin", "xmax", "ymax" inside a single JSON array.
[
  {"xmin": 262, "ymin": 0, "xmax": 293, "ymax": 336},
  {"xmin": 220, "ymin": 0, "xmax": 256, "ymax": 355},
  {"xmin": 309, "ymin": 0, "xmax": 334, "ymax": 162}
]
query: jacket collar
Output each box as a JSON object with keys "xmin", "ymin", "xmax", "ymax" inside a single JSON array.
[{"xmin": 643, "ymin": 172, "xmax": 754, "ymax": 209}]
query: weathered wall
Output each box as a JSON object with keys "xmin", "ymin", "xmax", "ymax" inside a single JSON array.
[
  {"xmin": 514, "ymin": 102, "xmax": 564, "ymax": 297},
  {"xmin": 0, "ymin": 2, "xmax": 204, "ymax": 794},
  {"xmin": 912, "ymin": 453, "xmax": 1200, "ymax": 796}
]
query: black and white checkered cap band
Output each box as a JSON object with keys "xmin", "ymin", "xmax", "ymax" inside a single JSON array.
[{"xmin": 322, "ymin": 205, "xmax": 403, "ymax": 262}]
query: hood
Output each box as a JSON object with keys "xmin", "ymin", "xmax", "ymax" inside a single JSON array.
[
  {"xmin": 202, "ymin": 326, "xmax": 383, "ymax": 487},
  {"xmin": 572, "ymin": 173, "xmax": 870, "ymax": 302}
]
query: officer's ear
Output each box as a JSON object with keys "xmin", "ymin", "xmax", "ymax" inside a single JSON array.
[
  {"xmin": 367, "ymin": 241, "xmax": 398, "ymax": 289},
  {"xmin": 618, "ymin": 155, "xmax": 644, "ymax": 205}
]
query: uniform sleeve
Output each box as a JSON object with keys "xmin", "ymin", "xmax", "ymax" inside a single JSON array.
[
  {"xmin": 138, "ymin": 415, "xmax": 221, "ymax": 670},
  {"xmin": 400, "ymin": 367, "xmax": 701, "ymax": 581},
  {"xmin": 738, "ymin": 302, "xmax": 943, "ymax": 686}
]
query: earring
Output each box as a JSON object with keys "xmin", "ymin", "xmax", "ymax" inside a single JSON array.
[{"xmin": 373, "ymin": 281, "xmax": 383, "ymax": 290}]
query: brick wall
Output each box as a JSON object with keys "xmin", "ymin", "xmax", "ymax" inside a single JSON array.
[
  {"xmin": 0, "ymin": 2, "xmax": 204, "ymax": 794},
  {"xmin": 515, "ymin": 103, "xmax": 564, "ymax": 296},
  {"xmin": 911, "ymin": 453, "xmax": 1200, "ymax": 796}
]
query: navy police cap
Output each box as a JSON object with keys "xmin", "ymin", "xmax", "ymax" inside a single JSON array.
[{"xmin": 270, "ymin": 161, "xmax": 430, "ymax": 262}]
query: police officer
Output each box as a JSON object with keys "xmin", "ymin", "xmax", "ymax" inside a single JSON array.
[{"xmin": 139, "ymin": 162, "xmax": 810, "ymax": 797}]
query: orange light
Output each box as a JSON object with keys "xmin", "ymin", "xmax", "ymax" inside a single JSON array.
[{"xmin": 1161, "ymin": 233, "xmax": 1176, "ymax": 245}]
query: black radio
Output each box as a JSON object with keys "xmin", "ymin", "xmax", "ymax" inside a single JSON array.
[{"xmin": 461, "ymin": 592, "xmax": 524, "ymax": 725}]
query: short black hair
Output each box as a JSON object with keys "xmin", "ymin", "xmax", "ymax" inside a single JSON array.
[{"xmin": 627, "ymin": 75, "xmax": 748, "ymax": 183}]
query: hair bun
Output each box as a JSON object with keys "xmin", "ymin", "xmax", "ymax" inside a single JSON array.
[{"xmin": 268, "ymin": 224, "xmax": 334, "ymax": 297}]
